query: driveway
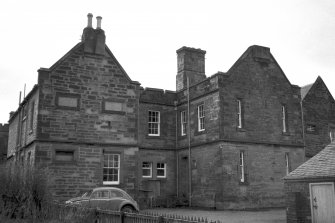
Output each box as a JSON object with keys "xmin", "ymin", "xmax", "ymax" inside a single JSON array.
[{"xmin": 141, "ymin": 208, "xmax": 286, "ymax": 223}]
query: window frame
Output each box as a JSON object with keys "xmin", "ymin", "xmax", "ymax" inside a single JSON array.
[
  {"xmin": 239, "ymin": 151, "xmax": 245, "ymax": 183},
  {"xmin": 156, "ymin": 163, "xmax": 167, "ymax": 178},
  {"xmin": 237, "ymin": 99, "xmax": 243, "ymax": 129},
  {"xmin": 148, "ymin": 111, "xmax": 160, "ymax": 136},
  {"xmin": 181, "ymin": 111, "xmax": 187, "ymax": 136},
  {"xmin": 142, "ymin": 162, "xmax": 153, "ymax": 178},
  {"xmin": 330, "ymin": 128, "xmax": 335, "ymax": 142},
  {"xmin": 282, "ymin": 105, "xmax": 287, "ymax": 133},
  {"xmin": 103, "ymin": 153, "xmax": 120, "ymax": 185},
  {"xmin": 197, "ymin": 104, "xmax": 205, "ymax": 132},
  {"xmin": 285, "ymin": 152, "xmax": 291, "ymax": 175}
]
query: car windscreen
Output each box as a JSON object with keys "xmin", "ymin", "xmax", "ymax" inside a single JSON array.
[{"xmin": 82, "ymin": 190, "xmax": 93, "ymax": 197}]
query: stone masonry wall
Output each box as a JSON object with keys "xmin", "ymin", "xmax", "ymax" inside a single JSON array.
[
  {"xmin": 7, "ymin": 89, "xmax": 39, "ymax": 157},
  {"xmin": 178, "ymin": 141, "xmax": 305, "ymax": 210},
  {"xmin": 221, "ymin": 46, "xmax": 303, "ymax": 146},
  {"xmin": 37, "ymin": 45, "xmax": 140, "ymax": 145},
  {"xmin": 139, "ymin": 88, "xmax": 176, "ymax": 149},
  {"xmin": 284, "ymin": 180, "xmax": 313, "ymax": 223},
  {"xmin": 177, "ymin": 75, "xmax": 220, "ymax": 148},
  {"xmin": 35, "ymin": 141, "xmax": 138, "ymax": 201},
  {"xmin": 138, "ymin": 149, "xmax": 176, "ymax": 203},
  {"xmin": 0, "ymin": 123, "xmax": 9, "ymax": 160},
  {"xmin": 302, "ymin": 78, "xmax": 335, "ymax": 157}
]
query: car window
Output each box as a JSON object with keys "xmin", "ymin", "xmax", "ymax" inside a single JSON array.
[
  {"xmin": 91, "ymin": 190, "xmax": 109, "ymax": 199},
  {"xmin": 82, "ymin": 190, "xmax": 93, "ymax": 197},
  {"xmin": 110, "ymin": 190, "xmax": 123, "ymax": 198}
]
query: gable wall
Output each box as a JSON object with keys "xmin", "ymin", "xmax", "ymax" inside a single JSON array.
[
  {"xmin": 303, "ymin": 79, "xmax": 335, "ymax": 157},
  {"xmin": 37, "ymin": 46, "xmax": 140, "ymax": 145},
  {"xmin": 221, "ymin": 48, "xmax": 303, "ymax": 146}
]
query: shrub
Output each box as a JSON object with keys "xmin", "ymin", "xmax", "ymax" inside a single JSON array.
[{"xmin": 0, "ymin": 164, "xmax": 52, "ymax": 221}]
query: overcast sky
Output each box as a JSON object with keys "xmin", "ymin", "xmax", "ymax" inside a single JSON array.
[{"xmin": 1, "ymin": 0, "xmax": 335, "ymax": 123}]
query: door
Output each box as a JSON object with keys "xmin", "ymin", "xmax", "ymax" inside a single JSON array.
[
  {"xmin": 89, "ymin": 189, "xmax": 110, "ymax": 210},
  {"xmin": 310, "ymin": 182, "xmax": 335, "ymax": 223}
]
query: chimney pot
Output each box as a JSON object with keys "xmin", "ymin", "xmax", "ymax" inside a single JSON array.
[
  {"xmin": 96, "ymin": 16, "xmax": 102, "ymax": 29},
  {"xmin": 87, "ymin": 13, "xmax": 93, "ymax": 28}
]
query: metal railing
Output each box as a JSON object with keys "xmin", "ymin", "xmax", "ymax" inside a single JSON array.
[{"xmin": 97, "ymin": 210, "xmax": 221, "ymax": 223}]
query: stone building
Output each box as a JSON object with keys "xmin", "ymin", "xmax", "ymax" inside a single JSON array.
[
  {"xmin": 301, "ymin": 76, "xmax": 335, "ymax": 158},
  {"xmin": 0, "ymin": 123, "xmax": 9, "ymax": 162},
  {"xmin": 7, "ymin": 14, "xmax": 321, "ymax": 210}
]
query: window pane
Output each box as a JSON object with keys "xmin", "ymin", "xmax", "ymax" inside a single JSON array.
[{"xmin": 103, "ymin": 154, "xmax": 120, "ymax": 184}]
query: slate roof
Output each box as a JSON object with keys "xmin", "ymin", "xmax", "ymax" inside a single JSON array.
[
  {"xmin": 300, "ymin": 83, "xmax": 313, "ymax": 100},
  {"xmin": 285, "ymin": 142, "xmax": 335, "ymax": 180}
]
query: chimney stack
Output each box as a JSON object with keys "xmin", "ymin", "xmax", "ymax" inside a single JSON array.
[
  {"xmin": 176, "ymin": 47, "xmax": 206, "ymax": 91},
  {"xmin": 96, "ymin": 16, "xmax": 102, "ymax": 29},
  {"xmin": 81, "ymin": 13, "xmax": 106, "ymax": 55},
  {"xmin": 87, "ymin": 13, "xmax": 93, "ymax": 28}
]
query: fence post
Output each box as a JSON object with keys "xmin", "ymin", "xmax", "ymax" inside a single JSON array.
[
  {"xmin": 158, "ymin": 215, "xmax": 164, "ymax": 223},
  {"xmin": 120, "ymin": 211, "xmax": 125, "ymax": 223}
]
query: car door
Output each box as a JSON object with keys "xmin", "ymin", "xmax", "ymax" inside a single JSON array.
[
  {"xmin": 107, "ymin": 190, "xmax": 125, "ymax": 211},
  {"xmin": 89, "ymin": 190, "xmax": 110, "ymax": 210}
]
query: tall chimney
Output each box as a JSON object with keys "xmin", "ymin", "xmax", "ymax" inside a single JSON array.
[
  {"xmin": 176, "ymin": 47, "xmax": 206, "ymax": 91},
  {"xmin": 87, "ymin": 13, "xmax": 93, "ymax": 28},
  {"xmin": 94, "ymin": 16, "xmax": 105, "ymax": 55},
  {"xmin": 82, "ymin": 14, "xmax": 105, "ymax": 55},
  {"xmin": 96, "ymin": 16, "xmax": 102, "ymax": 29}
]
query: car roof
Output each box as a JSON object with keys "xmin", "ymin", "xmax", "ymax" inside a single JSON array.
[{"xmin": 92, "ymin": 187, "xmax": 127, "ymax": 193}]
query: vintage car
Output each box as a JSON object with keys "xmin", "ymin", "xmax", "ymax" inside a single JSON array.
[{"xmin": 65, "ymin": 187, "xmax": 139, "ymax": 212}]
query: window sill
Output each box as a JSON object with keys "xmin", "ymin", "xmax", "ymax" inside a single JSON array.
[
  {"xmin": 146, "ymin": 135, "xmax": 162, "ymax": 139},
  {"xmin": 239, "ymin": 181, "xmax": 249, "ymax": 186},
  {"xmin": 103, "ymin": 182, "xmax": 120, "ymax": 185},
  {"xmin": 194, "ymin": 130, "xmax": 206, "ymax": 136},
  {"xmin": 236, "ymin": 127, "xmax": 246, "ymax": 132}
]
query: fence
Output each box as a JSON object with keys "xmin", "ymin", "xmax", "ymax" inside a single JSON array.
[
  {"xmin": 97, "ymin": 209, "xmax": 221, "ymax": 223},
  {"xmin": 49, "ymin": 203, "xmax": 221, "ymax": 223}
]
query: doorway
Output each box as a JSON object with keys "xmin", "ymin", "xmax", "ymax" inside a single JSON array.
[{"xmin": 310, "ymin": 182, "xmax": 335, "ymax": 223}]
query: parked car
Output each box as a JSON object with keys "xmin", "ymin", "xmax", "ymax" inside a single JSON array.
[{"xmin": 65, "ymin": 187, "xmax": 139, "ymax": 212}]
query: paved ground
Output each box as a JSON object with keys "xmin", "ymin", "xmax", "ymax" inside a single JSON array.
[{"xmin": 141, "ymin": 208, "xmax": 286, "ymax": 223}]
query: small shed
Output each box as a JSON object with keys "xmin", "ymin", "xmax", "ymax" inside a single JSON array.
[{"xmin": 284, "ymin": 142, "xmax": 335, "ymax": 223}]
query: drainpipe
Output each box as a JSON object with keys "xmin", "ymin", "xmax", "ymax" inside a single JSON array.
[
  {"xmin": 300, "ymin": 101, "xmax": 306, "ymax": 161},
  {"xmin": 174, "ymin": 101, "xmax": 179, "ymax": 197},
  {"xmin": 187, "ymin": 77, "xmax": 192, "ymax": 207}
]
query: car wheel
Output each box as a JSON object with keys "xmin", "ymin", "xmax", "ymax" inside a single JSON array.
[{"xmin": 121, "ymin": 205, "xmax": 135, "ymax": 213}]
